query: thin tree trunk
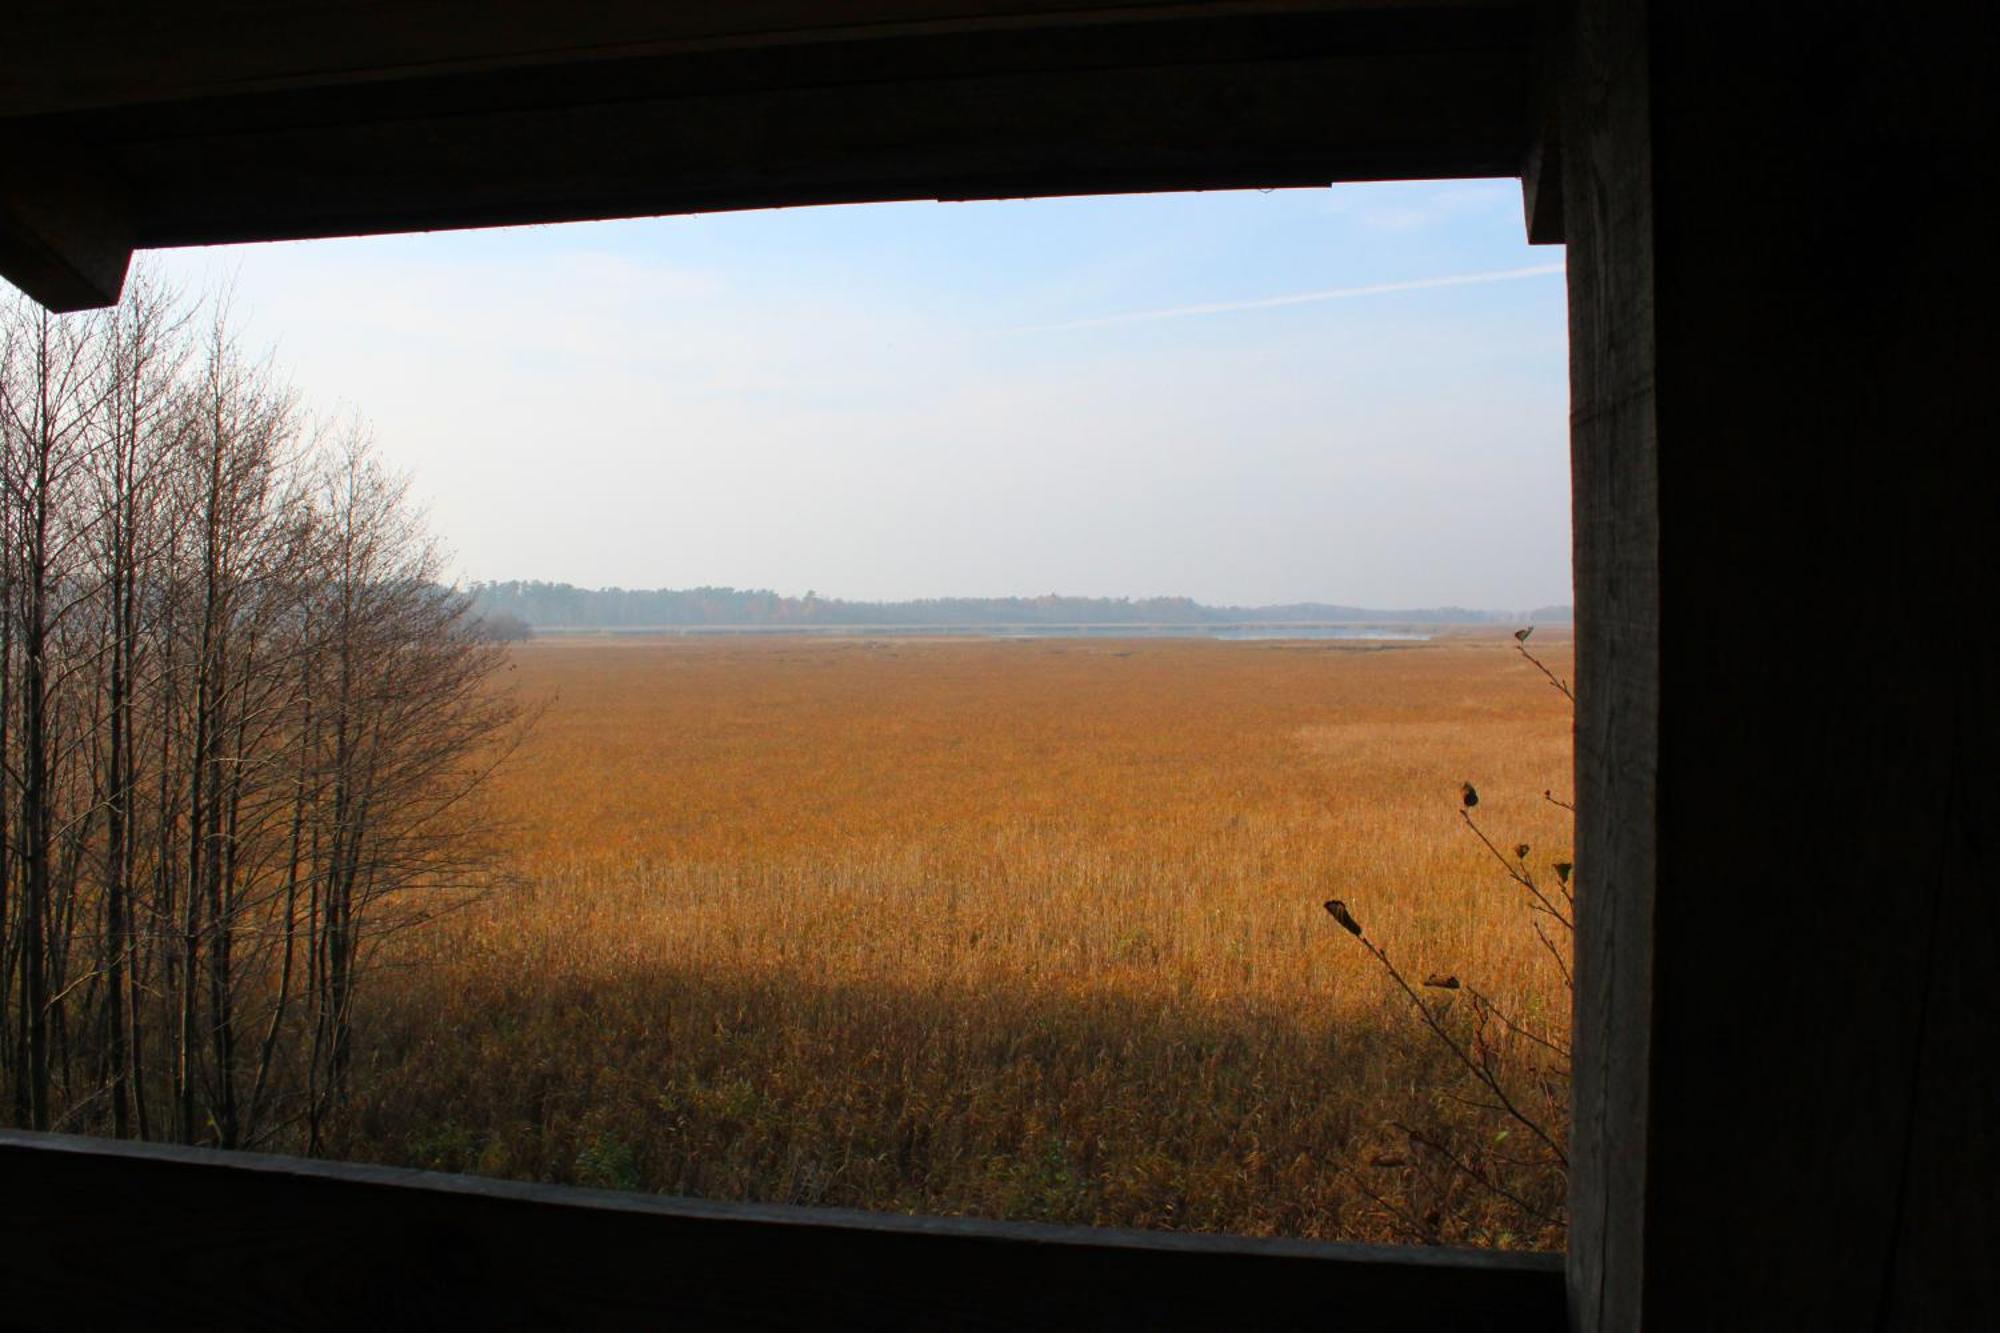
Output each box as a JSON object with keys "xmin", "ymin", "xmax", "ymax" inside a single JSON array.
[
  {"xmin": 247, "ymin": 655, "xmax": 314, "ymax": 1142},
  {"xmin": 19, "ymin": 319, "xmax": 57, "ymax": 1131}
]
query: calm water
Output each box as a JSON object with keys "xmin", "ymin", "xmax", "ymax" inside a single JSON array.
[{"xmin": 563, "ymin": 623, "xmax": 1436, "ymax": 641}]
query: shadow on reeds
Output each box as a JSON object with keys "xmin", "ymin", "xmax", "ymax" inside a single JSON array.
[{"xmin": 337, "ymin": 964, "xmax": 1560, "ymax": 1247}]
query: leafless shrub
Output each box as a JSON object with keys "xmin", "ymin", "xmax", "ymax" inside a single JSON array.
[
  {"xmin": 1324, "ymin": 628, "xmax": 1572, "ymax": 1248},
  {"xmin": 0, "ymin": 274, "xmax": 527, "ymax": 1150}
]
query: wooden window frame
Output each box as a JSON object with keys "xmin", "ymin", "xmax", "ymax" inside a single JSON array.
[
  {"xmin": 29, "ymin": 2, "xmax": 1989, "ymax": 1327},
  {"xmin": 0, "ymin": 6, "xmax": 1583, "ymax": 1328}
]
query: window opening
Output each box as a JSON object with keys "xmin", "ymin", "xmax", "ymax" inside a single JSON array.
[{"xmin": 0, "ymin": 183, "xmax": 1571, "ymax": 1249}]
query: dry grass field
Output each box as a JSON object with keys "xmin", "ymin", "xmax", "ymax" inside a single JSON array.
[{"xmin": 336, "ymin": 631, "xmax": 1574, "ymax": 1247}]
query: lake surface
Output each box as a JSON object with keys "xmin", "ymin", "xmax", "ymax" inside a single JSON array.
[{"xmin": 545, "ymin": 623, "xmax": 1436, "ymax": 641}]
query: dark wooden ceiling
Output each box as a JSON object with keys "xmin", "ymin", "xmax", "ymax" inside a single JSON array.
[{"xmin": 2, "ymin": 2, "xmax": 1544, "ymax": 312}]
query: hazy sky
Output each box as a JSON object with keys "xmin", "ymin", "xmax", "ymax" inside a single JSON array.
[{"xmin": 144, "ymin": 180, "xmax": 1571, "ymax": 609}]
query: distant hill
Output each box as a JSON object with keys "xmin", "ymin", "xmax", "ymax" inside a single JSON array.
[{"xmin": 468, "ymin": 581, "xmax": 1572, "ymax": 631}]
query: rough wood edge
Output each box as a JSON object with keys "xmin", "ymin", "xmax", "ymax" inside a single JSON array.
[
  {"xmin": 0, "ymin": 154, "xmax": 134, "ymax": 310},
  {"xmin": 2, "ymin": 1128, "xmax": 1566, "ymax": 1330},
  {"xmin": 1, "ymin": 1127, "xmax": 1561, "ymax": 1272}
]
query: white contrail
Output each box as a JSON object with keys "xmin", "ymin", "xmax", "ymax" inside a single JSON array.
[{"xmin": 1014, "ymin": 262, "xmax": 1565, "ymax": 333}]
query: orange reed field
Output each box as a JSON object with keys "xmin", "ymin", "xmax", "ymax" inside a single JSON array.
[{"xmin": 343, "ymin": 630, "xmax": 1574, "ymax": 1246}]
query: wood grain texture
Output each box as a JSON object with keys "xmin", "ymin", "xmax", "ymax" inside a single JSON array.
[
  {"xmin": 1564, "ymin": 2, "xmax": 1999, "ymax": 1327},
  {"xmin": 1558, "ymin": 2, "xmax": 1656, "ymax": 1329},
  {"xmin": 0, "ymin": 1130, "xmax": 1565, "ymax": 1332}
]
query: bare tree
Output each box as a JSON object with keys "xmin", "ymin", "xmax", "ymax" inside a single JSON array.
[
  {"xmin": 0, "ymin": 276, "xmax": 525, "ymax": 1153},
  {"xmin": 0, "ymin": 300, "xmax": 112, "ymax": 1130}
]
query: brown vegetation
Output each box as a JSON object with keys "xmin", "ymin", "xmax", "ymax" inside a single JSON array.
[{"xmin": 340, "ymin": 631, "xmax": 1572, "ymax": 1246}]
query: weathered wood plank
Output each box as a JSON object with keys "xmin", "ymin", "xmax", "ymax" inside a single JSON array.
[
  {"xmin": 0, "ymin": 1, "xmax": 1527, "ymax": 117},
  {"xmin": 1558, "ymin": 2, "xmax": 1656, "ymax": 1329},
  {"xmin": 1640, "ymin": 4, "xmax": 1997, "ymax": 1326},
  {"xmin": 0, "ymin": 4, "xmax": 1535, "ymax": 305},
  {"xmin": 1564, "ymin": 2, "xmax": 2000, "ymax": 1328},
  {"xmin": 110, "ymin": 45, "xmax": 1527, "ymax": 249},
  {"xmin": 0, "ymin": 1130, "xmax": 1565, "ymax": 1332}
]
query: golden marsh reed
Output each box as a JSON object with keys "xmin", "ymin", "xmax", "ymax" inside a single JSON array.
[{"xmin": 341, "ymin": 631, "xmax": 1573, "ymax": 1245}]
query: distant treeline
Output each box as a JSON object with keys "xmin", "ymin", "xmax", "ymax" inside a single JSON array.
[{"xmin": 469, "ymin": 581, "xmax": 1573, "ymax": 630}]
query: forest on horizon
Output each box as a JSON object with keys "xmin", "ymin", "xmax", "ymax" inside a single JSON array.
[{"xmin": 470, "ymin": 580, "xmax": 1575, "ymax": 632}]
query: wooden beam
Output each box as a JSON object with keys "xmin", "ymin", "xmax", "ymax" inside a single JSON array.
[
  {"xmin": 113, "ymin": 44, "xmax": 1529, "ymax": 249},
  {"xmin": 0, "ymin": 4, "xmax": 1536, "ymax": 306},
  {"xmin": 2, "ymin": 1, "xmax": 1527, "ymax": 117},
  {"xmin": 0, "ymin": 1130, "xmax": 1566, "ymax": 1331},
  {"xmin": 1520, "ymin": 114, "xmax": 1562, "ymax": 244},
  {"xmin": 1518, "ymin": 1, "xmax": 1563, "ymax": 244},
  {"xmin": 0, "ymin": 152, "xmax": 134, "ymax": 310}
]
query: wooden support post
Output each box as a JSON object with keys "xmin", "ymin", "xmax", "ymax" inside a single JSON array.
[
  {"xmin": 1562, "ymin": 1, "xmax": 1998, "ymax": 1326},
  {"xmin": 1559, "ymin": 1, "xmax": 1656, "ymax": 1326}
]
